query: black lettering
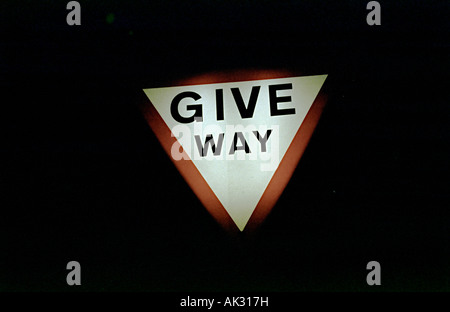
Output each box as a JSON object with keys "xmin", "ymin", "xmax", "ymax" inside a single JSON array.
[
  {"xmin": 231, "ymin": 86, "xmax": 260, "ymax": 119},
  {"xmin": 216, "ymin": 89, "xmax": 224, "ymax": 121},
  {"xmin": 253, "ymin": 129, "xmax": 272, "ymax": 152},
  {"xmin": 171, "ymin": 91, "xmax": 203, "ymax": 123},
  {"xmin": 269, "ymin": 83, "xmax": 295, "ymax": 116},
  {"xmin": 195, "ymin": 134, "xmax": 225, "ymax": 157},
  {"xmin": 229, "ymin": 132, "xmax": 251, "ymax": 154}
]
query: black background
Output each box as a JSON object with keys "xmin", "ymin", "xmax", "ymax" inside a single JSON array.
[{"xmin": 1, "ymin": 1, "xmax": 449, "ymax": 292}]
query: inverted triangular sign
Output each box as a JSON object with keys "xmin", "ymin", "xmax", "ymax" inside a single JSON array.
[{"xmin": 142, "ymin": 74, "xmax": 327, "ymax": 232}]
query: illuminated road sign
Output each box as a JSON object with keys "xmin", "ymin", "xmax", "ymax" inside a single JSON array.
[{"xmin": 142, "ymin": 73, "xmax": 327, "ymax": 232}]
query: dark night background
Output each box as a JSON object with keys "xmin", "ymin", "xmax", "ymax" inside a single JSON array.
[{"xmin": 0, "ymin": 1, "xmax": 449, "ymax": 292}]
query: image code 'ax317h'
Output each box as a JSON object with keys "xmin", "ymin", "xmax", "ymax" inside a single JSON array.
[{"xmin": 141, "ymin": 71, "xmax": 328, "ymax": 234}]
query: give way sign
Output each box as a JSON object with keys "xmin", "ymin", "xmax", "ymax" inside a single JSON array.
[{"xmin": 141, "ymin": 71, "xmax": 327, "ymax": 233}]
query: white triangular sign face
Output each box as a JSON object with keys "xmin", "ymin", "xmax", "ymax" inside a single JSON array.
[{"xmin": 144, "ymin": 75, "xmax": 327, "ymax": 231}]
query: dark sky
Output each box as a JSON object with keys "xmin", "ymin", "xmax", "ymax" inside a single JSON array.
[{"xmin": 0, "ymin": 1, "xmax": 449, "ymax": 292}]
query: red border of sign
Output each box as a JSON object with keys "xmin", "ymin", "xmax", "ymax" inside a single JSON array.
[{"xmin": 141, "ymin": 70, "xmax": 327, "ymax": 234}]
